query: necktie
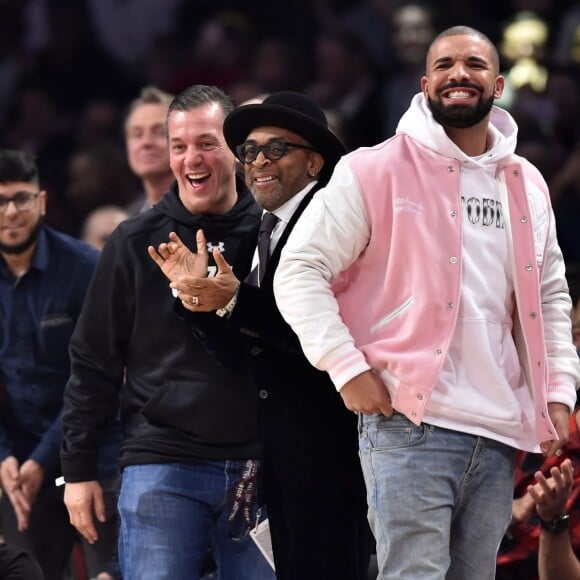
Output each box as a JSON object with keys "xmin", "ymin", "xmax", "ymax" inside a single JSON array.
[{"xmin": 254, "ymin": 212, "xmax": 279, "ymax": 286}]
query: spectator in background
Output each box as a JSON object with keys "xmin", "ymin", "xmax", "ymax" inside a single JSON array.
[
  {"xmin": 0, "ymin": 149, "xmax": 119, "ymax": 580},
  {"xmin": 81, "ymin": 205, "xmax": 130, "ymax": 252},
  {"xmin": 529, "ymin": 459, "xmax": 580, "ymax": 579},
  {"xmin": 124, "ymin": 86, "xmax": 175, "ymax": 215},
  {"xmin": 497, "ymin": 407, "xmax": 580, "ymax": 579}
]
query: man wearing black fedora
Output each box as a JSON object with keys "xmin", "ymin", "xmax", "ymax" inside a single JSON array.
[{"xmin": 150, "ymin": 92, "xmax": 372, "ymax": 579}]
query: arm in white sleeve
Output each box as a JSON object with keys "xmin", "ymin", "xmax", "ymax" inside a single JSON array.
[
  {"xmin": 540, "ymin": 206, "xmax": 580, "ymax": 411},
  {"xmin": 274, "ymin": 159, "xmax": 372, "ymax": 390}
]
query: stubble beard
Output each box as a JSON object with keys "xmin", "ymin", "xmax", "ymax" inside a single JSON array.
[{"xmin": 0, "ymin": 217, "xmax": 43, "ymax": 255}]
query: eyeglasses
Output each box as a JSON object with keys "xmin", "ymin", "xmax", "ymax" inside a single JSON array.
[
  {"xmin": 0, "ymin": 191, "xmax": 41, "ymax": 213},
  {"xmin": 236, "ymin": 139, "xmax": 316, "ymax": 164}
]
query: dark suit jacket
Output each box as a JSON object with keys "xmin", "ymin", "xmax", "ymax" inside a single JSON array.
[
  {"xmin": 180, "ymin": 184, "xmax": 344, "ymax": 409},
  {"xmin": 178, "ymin": 183, "xmax": 370, "ymax": 579}
]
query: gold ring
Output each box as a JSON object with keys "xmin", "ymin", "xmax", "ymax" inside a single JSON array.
[
  {"xmin": 555, "ymin": 449, "xmax": 563, "ymax": 457},
  {"xmin": 192, "ymin": 296, "xmax": 199, "ymax": 306}
]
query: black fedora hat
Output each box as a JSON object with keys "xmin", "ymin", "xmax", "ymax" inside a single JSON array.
[{"xmin": 224, "ymin": 91, "xmax": 346, "ymax": 182}]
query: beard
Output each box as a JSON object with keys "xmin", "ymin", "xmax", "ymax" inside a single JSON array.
[
  {"xmin": 0, "ymin": 216, "xmax": 43, "ymax": 255},
  {"xmin": 428, "ymin": 86, "xmax": 495, "ymax": 129}
]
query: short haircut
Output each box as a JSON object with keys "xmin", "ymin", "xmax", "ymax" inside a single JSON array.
[
  {"xmin": 125, "ymin": 85, "xmax": 174, "ymax": 131},
  {"xmin": 427, "ymin": 25, "xmax": 500, "ymax": 72},
  {"xmin": 167, "ymin": 85, "xmax": 235, "ymax": 126},
  {"xmin": 0, "ymin": 150, "xmax": 39, "ymax": 185}
]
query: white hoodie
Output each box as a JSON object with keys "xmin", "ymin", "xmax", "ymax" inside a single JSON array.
[{"xmin": 397, "ymin": 93, "xmax": 539, "ymax": 449}]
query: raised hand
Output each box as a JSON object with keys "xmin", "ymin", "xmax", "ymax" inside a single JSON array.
[
  {"xmin": 528, "ymin": 459, "xmax": 574, "ymax": 522},
  {"xmin": 170, "ymin": 246, "xmax": 240, "ymax": 312},
  {"xmin": 148, "ymin": 229, "xmax": 209, "ymax": 284}
]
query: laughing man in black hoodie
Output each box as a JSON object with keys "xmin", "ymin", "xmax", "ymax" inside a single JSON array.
[{"xmin": 60, "ymin": 86, "xmax": 274, "ymax": 580}]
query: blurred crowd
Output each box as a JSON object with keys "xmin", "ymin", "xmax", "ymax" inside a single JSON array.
[
  {"xmin": 0, "ymin": 0, "xmax": 577, "ymax": 262},
  {"xmin": 0, "ymin": 2, "xmax": 578, "ymax": 579}
]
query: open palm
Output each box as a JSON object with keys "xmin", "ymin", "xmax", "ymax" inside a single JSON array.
[{"xmin": 148, "ymin": 230, "xmax": 209, "ymax": 284}]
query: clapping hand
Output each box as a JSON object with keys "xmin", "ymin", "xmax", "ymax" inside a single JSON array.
[
  {"xmin": 148, "ymin": 229, "xmax": 209, "ymax": 284},
  {"xmin": 528, "ymin": 458, "xmax": 574, "ymax": 522}
]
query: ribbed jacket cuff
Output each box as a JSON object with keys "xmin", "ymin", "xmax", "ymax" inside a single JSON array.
[
  {"xmin": 320, "ymin": 343, "xmax": 371, "ymax": 391},
  {"xmin": 547, "ymin": 373, "xmax": 578, "ymax": 414}
]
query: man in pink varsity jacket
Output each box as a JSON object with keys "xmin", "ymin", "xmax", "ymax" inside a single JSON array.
[{"xmin": 274, "ymin": 25, "xmax": 580, "ymax": 580}]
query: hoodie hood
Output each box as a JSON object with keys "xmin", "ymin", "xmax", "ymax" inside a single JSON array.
[
  {"xmin": 153, "ymin": 171, "xmax": 259, "ymax": 231},
  {"xmin": 396, "ymin": 93, "xmax": 518, "ymax": 167}
]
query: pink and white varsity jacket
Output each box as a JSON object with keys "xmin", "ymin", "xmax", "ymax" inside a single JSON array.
[{"xmin": 274, "ymin": 94, "xmax": 579, "ymax": 447}]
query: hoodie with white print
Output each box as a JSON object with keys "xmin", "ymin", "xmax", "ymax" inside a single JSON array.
[
  {"xmin": 398, "ymin": 94, "xmax": 545, "ymax": 449},
  {"xmin": 274, "ymin": 93, "xmax": 579, "ymax": 451}
]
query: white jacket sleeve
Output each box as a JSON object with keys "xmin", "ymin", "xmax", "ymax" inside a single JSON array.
[
  {"xmin": 273, "ymin": 159, "xmax": 372, "ymax": 390},
  {"xmin": 540, "ymin": 205, "xmax": 580, "ymax": 411}
]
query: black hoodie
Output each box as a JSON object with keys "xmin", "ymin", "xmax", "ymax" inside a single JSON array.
[{"xmin": 61, "ymin": 176, "xmax": 261, "ymax": 481}]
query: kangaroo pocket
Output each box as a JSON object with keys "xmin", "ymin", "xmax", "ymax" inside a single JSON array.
[{"xmin": 141, "ymin": 380, "xmax": 259, "ymax": 445}]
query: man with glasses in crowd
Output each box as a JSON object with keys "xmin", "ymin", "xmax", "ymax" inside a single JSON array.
[{"xmin": 0, "ymin": 149, "xmax": 119, "ymax": 580}]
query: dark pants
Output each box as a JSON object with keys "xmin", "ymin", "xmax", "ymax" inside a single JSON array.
[
  {"xmin": 0, "ymin": 542, "xmax": 44, "ymax": 580},
  {"xmin": 0, "ymin": 479, "xmax": 118, "ymax": 580},
  {"xmin": 261, "ymin": 396, "xmax": 373, "ymax": 580}
]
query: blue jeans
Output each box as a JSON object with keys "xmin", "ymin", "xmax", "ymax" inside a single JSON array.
[
  {"xmin": 359, "ymin": 413, "xmax": 517, "ymax": 580},
  {"xmin": 118, "ymin": 462, "xmax": 275, "ymax": 580}
]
